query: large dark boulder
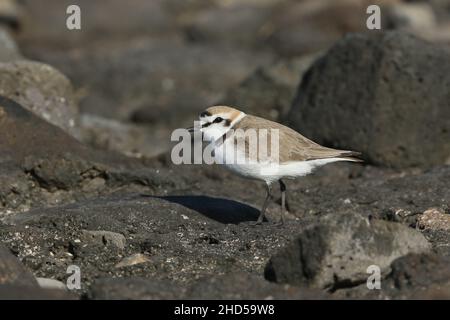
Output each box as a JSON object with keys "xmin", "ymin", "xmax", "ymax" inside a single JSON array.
[
  {"xmin": 88, "ymin": 273, "xmax": 325, "ymax": 300},
  {"xmin": 0, "ymin": 244, "xmax": 38, "ymax": 287},
  {"xmin": 0, "ymin": 96, "xmax": 173, "ymax": 214},
  {"xmin": 387, "ymin": 253, "xmax": 450, "ymax": 296},
  {"xmin": 0, "ymin": 61, "xmax": 80, "ymax": 138},
  {"xmin": 0, "ymin": 244, "xmax": 74, "ymax": 299},
  {"xmin": 287, "ymin": 32, "xmax": 450, "ymax": 168},
  {"xmin": 334, "ymin": 253, "xmax": 450, "ymax": 299},
  {"xmin": 265, "ymin": 212, "xmax": 430, "ymax": 290}
]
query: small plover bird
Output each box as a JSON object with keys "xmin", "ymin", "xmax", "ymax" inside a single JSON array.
[{"xmin": 189, "ymin": 106, "xmax": 362, "ymax": 225}]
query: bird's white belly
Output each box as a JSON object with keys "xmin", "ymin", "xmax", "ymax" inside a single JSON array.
[
  {"xmin": 213, "ymin": 141, "xmax": 350, "ymax": 184},
  {"xmin": 213, "ymin": 142, "xmax": 260, "ymax": 179}
]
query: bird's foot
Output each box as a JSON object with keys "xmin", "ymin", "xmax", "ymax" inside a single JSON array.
[
  {"xmin": 249, "ymin": 221, "xmax": 263, "ymax": 226},
  {"xmin": 271, "ymin": 219, "xmax": 285, "ymax": 227}
]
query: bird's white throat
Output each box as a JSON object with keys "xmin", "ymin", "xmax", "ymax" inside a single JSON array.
[{"xmin": 201, "ymin": 112, "xmax": 246, "ymax": 142}]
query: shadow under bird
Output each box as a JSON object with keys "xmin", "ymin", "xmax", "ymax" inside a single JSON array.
[{"xmin": 188, "ymin": 106, "xmax": 362, "ymax": 225}]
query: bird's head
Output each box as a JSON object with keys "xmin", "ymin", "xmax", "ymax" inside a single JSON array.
[{"xmin": 189, "ymin": 106, "xmax": 245, "ymax": 142}]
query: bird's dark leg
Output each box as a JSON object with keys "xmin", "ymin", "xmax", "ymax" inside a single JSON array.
[
  {"xmin": 255, "ymin": 183, "xmax": 272, "ymax": 225},
  {"xmin": 278, "ymin": 179, "xmax": 287, "ymax": 225}
]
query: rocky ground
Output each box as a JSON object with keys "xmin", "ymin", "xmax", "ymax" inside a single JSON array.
[{"xmin": 0, "ymin": 0, "xmax": 449, "ymax": 300}]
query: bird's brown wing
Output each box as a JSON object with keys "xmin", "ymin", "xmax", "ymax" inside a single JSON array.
[{"xmin": 232, "ymin": 115, "xmax": 361, "ymax": 163}]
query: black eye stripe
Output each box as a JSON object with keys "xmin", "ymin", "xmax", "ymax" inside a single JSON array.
[
  {"xmin": 200, "ymin": 117, "xmax": 229, "ymax": 128},
  {"xmin": 200, "ymin": 111, "xmax": 211, "ymax": 118}
]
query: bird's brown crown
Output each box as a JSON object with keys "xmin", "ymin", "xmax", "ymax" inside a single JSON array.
[{"xmin": 202, "ymin": 105, "xmax": 243, "ymax": 122}]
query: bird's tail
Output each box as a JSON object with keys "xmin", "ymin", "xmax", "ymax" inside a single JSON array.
[{"xmin": 336, "ymin": 151, "xmax": 363, "ymax": 163}]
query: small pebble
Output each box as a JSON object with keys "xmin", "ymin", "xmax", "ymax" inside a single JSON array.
[{"xmin": 115, "ymin": 253, "xmax": 151, "ymax": 268}]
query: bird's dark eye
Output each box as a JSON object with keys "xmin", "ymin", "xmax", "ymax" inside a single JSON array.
[{"xmin": 213, "ymin": 117, "xmax": 224, "ymax": 123}]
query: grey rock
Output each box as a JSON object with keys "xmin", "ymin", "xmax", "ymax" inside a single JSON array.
[
  {"xmin": 0, "ymin": 96, "xmax": 175, "ymax": 215},
  {"xmin": 88, "ymin": 272, "xmax": 326, "ymax": 300},
  {"xmin": 334, "ymin": 253, "xmax": 450, "ymax": 299},
  {"xmin": 88, "ymin": 277, "xmax": 186, "ymax": 300},
  {"xmin": 417, "ymin": 207, "xmax": 450, "ymax": 231},
  {"xmin": 265, "ymin": 212, "xmax": 430, "ymax": 290},
  {"xmin": 187, "ymin": 272, "xmax": 326, "ymax": 300},
  {"xmin": 115, "ymin": 253, "xmax": 151, "ymax": 268},
  {"xmin": 0, "ymin": 244, "xmax": 39, "ymax": 287},
  {"xmin": 0, "ymin": 284, "xmax": 75, "ymax": 299},
  {"xmin": 36, "ymin": 277, "xmax": 67, "ymax": 290},
  {"xmin": 0, "ymin": 243, "xmax": 74, "ymax": 299},
  {"xmin": 79, "ymin": 114, "xmax": 171, "ymax": 158},
  {"xmin": 0, "ymin": 61, "xmax": 80, "ymax": 138},
  {"xmin": 81, "ymin": 230, "xmax": 126, "ymax": 250},
  {"xmin": 387, "ymin": 253, "xmax": 450, "ymax": 295},
  {"xmin": 415, "ymin": 206, "xmax": 450, "ymax": 257},
  {"xmin": 287, "ymin": 32, "xmax": 450, "ymax": 168},
  {"xmin": 28, "ymin": 39, "xmax": 271, "ymax": 124},
  {"xmin": 1, "ymin": 193, "xmax": 305, "ymax": 298},
  {"xmin": 0, "ymin": 27, "xmax": 21, "ymax": 62}
]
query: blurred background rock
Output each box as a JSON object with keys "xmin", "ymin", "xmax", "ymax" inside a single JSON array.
[{"xmin": 3, "ymin": 0, "xmax": 448, "ymax": 161}]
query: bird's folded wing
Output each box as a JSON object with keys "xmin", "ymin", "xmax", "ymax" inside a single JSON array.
[{"xmin": 232, "ymin": 115, "xmax": 360, "ymax": 163}]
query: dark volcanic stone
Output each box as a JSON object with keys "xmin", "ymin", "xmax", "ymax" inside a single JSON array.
[
  {"xmin": 0, "ymin": 245, "xmax": 73, "ymax": 299},
  {"xmin": 187, "ymin": 272, "xmax": 325, "ymax": 300},
  {"xmin": 0, "ymin": 61, "xmax": 80, "ymax": 138},
  {"xmin": 265, "ymin": 212, "xmax": 430, "ymax": 290},
  {"xmin": 334, "ymin": 253, "xmax": 450, "ymax": 299},
  {"xmin": 387, "ymin": 253, "xmax": 450, "ymax": 293},
  {"xmin": 0, "ymin": 193, "xmax": 305, "ymax": 298},
  {"xmin": 79, "ymin": 114, "xmax": 172, "ymax": 158},
  {"xmin": 88, "ymin": 277, "xmax": 186, "ymax": 300},
  {"xmin": 0, "ymin": 96, "xmax": 174, "ymax": 214},
  {"xmin": 88, "ymin": 272, "xmax": 325, "ymax": 300},
  {"xmin": 0, "ymin": 284, "xmax": 75, "ymax": 300},
  {"xmin": 0, "ymin": 244, "xmax": 38, "ymax": 286},
  {"xmin": 287, "ymin": 32, "xmax": 450, "ymax": 168}
]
